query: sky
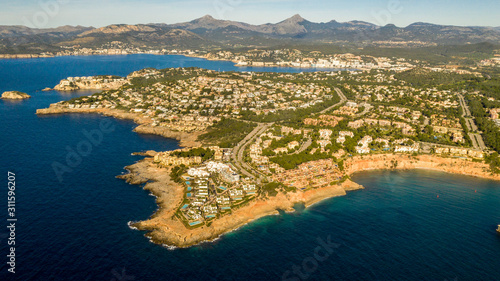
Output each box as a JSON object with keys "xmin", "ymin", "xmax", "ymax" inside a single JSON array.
[{"xmin": 1, "ymin": 0, "xmax": 499, "ymax": 28}]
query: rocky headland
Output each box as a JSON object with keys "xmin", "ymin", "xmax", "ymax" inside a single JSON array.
[
  {"xmin": 118, "ymin": 156, "xmax": 363, "ymax": 248},
  {"xmin": 117, "ymin": 152, "xmax": 500, "ymax": 248},
  {"xmin": 51, "ymin": 75, "xmax": 128, "ymax": 91},
  {"xmin": 36, "ymin": 105, "xmax": 203, "ymax": 148}
]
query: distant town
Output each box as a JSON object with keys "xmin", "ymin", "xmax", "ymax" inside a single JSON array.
[{"xmin": 2, "ymin": 43, "xmax": 497, "ymax": 75}]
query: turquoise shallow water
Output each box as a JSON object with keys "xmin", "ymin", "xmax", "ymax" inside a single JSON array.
[{"xmin": 0, "ymin": 55, "xmax": 499, "ymax": 281}]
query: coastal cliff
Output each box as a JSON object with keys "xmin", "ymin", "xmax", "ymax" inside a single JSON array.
[
  {"xmin": 0, "ymin": 54, "xmax": 54, "ymax": 59},
  {"xmin": 37, "ymin": 106, "xmax": 146, "ymax": 121},
  {"xmin": 134, "ymin": 125, "xmax": 203, "ymax": 148},
  {"xmin": 119, "ymin": 157, "xmax": 363, "ymax": 248},
  {"xmin": 36, "ymin": 105, "xmax": 203, "ymax": 148},
  {"xmin": 344, "ymin": 154, "xmax": 500, "ymax": 181},
  {"xmin": 118, "ymin": 152, "xmax": 499, "ymax": 248},
  {"xmin": 1, "ymin": 91, "xmax": 31, "ymax": 99}
]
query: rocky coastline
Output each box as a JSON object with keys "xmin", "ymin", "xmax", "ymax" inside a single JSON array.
[
  {"xmin": 118, "ymin": 156, "xmax": 363, "ymax": 248},
  {"xmin": 0, "ymin": 54, "xmax": 55, "ymax": 59},
  {"xmin": 344, "ymin": 154, "xmax": 500, "ymax": 181},
  {"xmin": 36, "ymin": 106, "xmax": 203, "ymax": 148},
  {"xmin": 0, "ymin": 52, "xmax": 147, "ymax": 59},
  {"xmin": 117, "ymin": 152, "xmax": 500, "ymax": 248},
  {"xmin": 50, "ymin": 76, "xmax": 128, "ymax": 91}
]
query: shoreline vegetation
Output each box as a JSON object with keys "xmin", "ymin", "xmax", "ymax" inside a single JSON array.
[{"xmin": 37, "ymin": 106, "xmax": 500, "ymax": 248}]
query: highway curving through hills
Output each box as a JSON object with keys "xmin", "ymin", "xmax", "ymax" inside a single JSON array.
[
  {"xmin": 319, "ymin": 87, "xmax": 347, "ymax": 114},
  {"xmin": 229, "ymin": 87, "xmax": 349, "ymax": 182}
]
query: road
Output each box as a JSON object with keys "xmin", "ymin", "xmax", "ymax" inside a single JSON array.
[
  {"xmin": 292, "ymin": 87, "xmax": 346, "ymax": 154},
  {"xmin": 473, "ymin": 133, "xmax": 487, "ymax": 151},
  {"xmin": 230, "ymin": 122, "xmax": 273, "ymax": 181},
  {"xmin": 458, "ymin": 94, "xmax": 479, "ymax": 131},
  {"xmin": 467, "ymin": 118, "xmax": 478, "ymax": 132},
  {"xmin": 317, "ymin": 87, "xmax": 371, "ymax": 118},
  {"xmin": 457, "ymin": 93, "xmax": 487, "ymax": 151},
  {"xmin": 292, "ymin": 137, "xmax": 312, "ymax": 155},
  {"xmin": 458, "ymin": 94, "xmax": 471, "ymax": 116},
  {"xmin": 468, "ymin": 132, "xmax": 480, "ymax": 150},
  {"xmin": 319, "ymin": 87, "xmax": 347, "ymax": 114},
  {"xmin": 229, "ymin": 86, "xmax": 348, "ymax": 182},
  {"xmin": 353, "ymin": 102, "xmax": 373, "ymax": 118}
]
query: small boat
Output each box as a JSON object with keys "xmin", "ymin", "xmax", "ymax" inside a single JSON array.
[{"xmin": 497, "ymin": 225, "xmax": 500, "ymax": 233}]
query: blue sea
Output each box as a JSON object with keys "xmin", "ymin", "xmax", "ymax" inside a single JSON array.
[{"xmin": 0, "ymin": 55, "xmax": 499, "ymax": 281}]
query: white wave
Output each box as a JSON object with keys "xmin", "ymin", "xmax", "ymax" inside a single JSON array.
[{"xmin": 127, "ymin": 221, "xmax": 139, "ymax": 230}]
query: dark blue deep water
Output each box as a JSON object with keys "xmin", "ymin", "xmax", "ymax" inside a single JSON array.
[{"xmin": 0, "ymin": 55, "xmax": 499, "ymax": 281}]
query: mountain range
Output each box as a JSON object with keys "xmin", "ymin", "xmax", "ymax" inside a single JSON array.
[{"xmin": 1, "ymin": 14, "xmax": 500, "ymax": 54}]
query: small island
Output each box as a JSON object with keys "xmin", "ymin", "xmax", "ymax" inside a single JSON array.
[{"xmin": 1, "ymin": 91, "xmax": 31, "ymax": 100}]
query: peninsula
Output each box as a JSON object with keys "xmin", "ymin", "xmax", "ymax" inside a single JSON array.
[
  {"xmin": 51, "ymin": 75, "xmax": 128, "ymax": 91},
  {"xmin": 37, "ymin": 63, "xmax": 500, "ymax": 248}
]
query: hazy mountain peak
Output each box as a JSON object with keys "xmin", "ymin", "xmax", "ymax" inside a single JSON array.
[
  {"xmin": 347, "ymin": 20, "xmax": 376, "ymax": 26},
  {"xmin": 283, "ymin": 14, "xmax": 306, "ymax": 23},
  {"xmin": 260, "ymin": 14, "xmax": 308, "ymax": 35},
  {"xmin": 2, "ymin": 15, "xmax": 500, "ymax": 49},
  {"xmin": 407, "ymin": 22, "xmax": 438, "ymax": 28},
  {"xmin": 196, "ymin": 15, "xmax": 216, "ymax": 22},
  {"xmin": 383, "ymin": 23, "xmax": 397, "ymax": 28},
  {"xmin": 78, "ymin": 24, "xmax": 156, "ymax": 36}
]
